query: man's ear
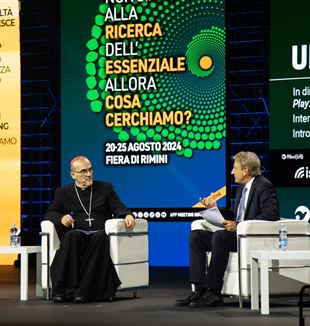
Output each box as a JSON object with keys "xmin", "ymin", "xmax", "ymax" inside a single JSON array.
[
  {"xmin": 70, "ymin": 171, "xmax": 75, "ymax": 180},
  {"xmin": 243, "ymin": 168, "xmax": 249, "ymax": 177}
]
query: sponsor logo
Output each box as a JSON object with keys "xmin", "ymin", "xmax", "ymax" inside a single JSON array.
[
  {"xmin": 295, "ymin": 206, "xmax": 310, "ymax": 221},
  {"xmin": 132, "ymin": 210, "xmax": 200, "ymax": 220},
  {"xmin": 294, "ymin": 167, "xmax": 310, "ymax": 179},
  {"xmin": 281, "ymin": 154, "xmax": 304, "ymax": 160}
]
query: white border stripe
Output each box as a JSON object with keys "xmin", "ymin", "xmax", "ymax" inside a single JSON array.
[{"xmin": 270, "ymin": 76, "xmax": 310, "ymax": 82}]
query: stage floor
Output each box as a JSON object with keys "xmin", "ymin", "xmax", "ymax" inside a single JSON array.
[{"xmin": 0, "ymin": 265, "xmax": 307, "ymax": 326}]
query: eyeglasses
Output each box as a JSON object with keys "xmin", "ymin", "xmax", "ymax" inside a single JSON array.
[{"xmin": 72, "ymin": 167, "xmax": 93, "ymax": 175}]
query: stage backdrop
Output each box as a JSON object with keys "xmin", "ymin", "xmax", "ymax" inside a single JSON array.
[
  {"xmin": 270, "ymin": 0, "xmax": 310, "ymax": 222},
  {"xmin": 0, "ymin": 0, "xmax": 21, "ymax": 264},
  {"xmin": 61, "ymin": 0, "xmax": 226, "ymax": 266}
]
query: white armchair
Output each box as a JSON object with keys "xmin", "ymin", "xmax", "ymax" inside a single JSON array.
[
  {"xmin": 191, "ymin": 219, "xmax": 310, "ymax": 307},
  {"xmin": 41, "ymin": 218, "xmax": 149, "ymax": 300}
]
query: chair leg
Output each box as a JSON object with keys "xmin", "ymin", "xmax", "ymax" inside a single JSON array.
[
  {"xmin": 40, "ymin": 232, "xmax": 51, "ymax": 300},
  {"xmin": 299, "ymin": 285, "xmax": 310, "ymax": 326},
  {"xmin": 46, "ymin": 237, "xmax": 50, "ymax": 301},
  {"xmin": 237, "ymin": 235, "xmax": 243, "ymax": 308},
  {"xmin": 133, "ymin": 290, "xmax": 137, "ymax": 298}
]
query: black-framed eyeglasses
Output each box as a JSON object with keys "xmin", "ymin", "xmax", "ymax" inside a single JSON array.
[{"xmin": 72, "ymin": 167, "xmax": 93, "ymax": 175}]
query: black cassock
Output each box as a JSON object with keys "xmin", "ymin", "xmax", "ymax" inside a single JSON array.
[{"xmin": 44, "ymin": 180, "xmax": 133, "ymax": 300}]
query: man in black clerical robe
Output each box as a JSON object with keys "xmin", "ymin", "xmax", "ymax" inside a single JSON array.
[{"xmin": 44, "ymin": 156, "xmax": 135, "ymax": 303}]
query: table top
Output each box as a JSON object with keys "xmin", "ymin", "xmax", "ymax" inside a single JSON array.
[
  {"xmin": 251, "ymin": 250, "xmax": 310, "ymax": 260},
  {"xmin": 0, "ymin": 246, "xmax": 41, "ymax": 254}
]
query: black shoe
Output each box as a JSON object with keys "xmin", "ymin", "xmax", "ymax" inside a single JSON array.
[
  {"xmin": 188, "ymin": 290, "xmax": 223, "ymax": 308},
  {"xmin": 175, "ymin": 290, "xmax": 205, "ymax": 307},
  {"xmin": 53, "ymin": 294, "xmax": 65, "ymax": 303},
  {"xmin": 74, "ymin": 295, "xmax": 87, "ymax": 303},
  {"xmin": 101, "ymin": 297, "xmax": 114, "ymax": 302}
]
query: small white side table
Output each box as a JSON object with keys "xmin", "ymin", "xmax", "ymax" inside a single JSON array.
[
  {"xmin": 0, "ymin": 246, "xmax": 42, "ymax": 300},
  {"xmin": 251, "ymin": 250, "xmax": 310, "ymax": 315}
]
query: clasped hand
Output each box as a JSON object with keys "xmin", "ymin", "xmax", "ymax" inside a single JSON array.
[{"xmin": 222, "ymin": 220, "xmax": 237, "ymax": 232}]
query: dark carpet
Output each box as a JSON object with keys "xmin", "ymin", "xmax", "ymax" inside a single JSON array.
[{"xmin": 0, "ymin": 265, "xmax": 308, "ymax": 326}]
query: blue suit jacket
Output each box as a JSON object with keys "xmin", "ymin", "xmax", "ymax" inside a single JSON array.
[{"xmin": 224, "ymin": 175, "xmax": 280, "ymax": 222}]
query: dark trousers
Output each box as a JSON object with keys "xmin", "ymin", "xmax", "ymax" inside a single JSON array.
[{"xmin": 189, "ymin": 229, "xmax": 237, "ymax": 292}]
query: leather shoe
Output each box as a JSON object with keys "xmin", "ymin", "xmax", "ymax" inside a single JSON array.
[
  {"xmin": 103, "ymin": 297, "xmax": 114, "ymax": 302},
  {"xmin": 189, "ymin": 290, "xmax": 223, "ymax": 307},
  {"xmin": 53, "ymin": 294, "xmax": 65, "ymax": 303},
  {"xmin": 175, "ymin": 290, "xmax": 205, "ymax": 307},
  {"xmin": 74, "ymin": 295, "xmax": 87, "ymax": 303}
]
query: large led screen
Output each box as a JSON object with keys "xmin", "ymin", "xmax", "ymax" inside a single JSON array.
[
  {"xmin": 270, "ymin": 0, "xmax": 310, "ymax": 221},
  {"xmin": 61, "ymin": 0, "xmax": 226, "ymax": 266}
]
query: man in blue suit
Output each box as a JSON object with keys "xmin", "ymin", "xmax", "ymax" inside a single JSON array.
[{"xmin": 176, "ymin": 151, "xmax": 280, "ymax": 307}]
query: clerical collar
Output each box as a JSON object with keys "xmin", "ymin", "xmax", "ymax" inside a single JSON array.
[{"xmin": 75, "ymin": 184, "xmax": 91, "ymax": 191}]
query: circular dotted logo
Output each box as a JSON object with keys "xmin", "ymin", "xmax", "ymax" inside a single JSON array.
[{"xmin": 86, "ymin": 1, "xmax": 225, "ymax": 158}]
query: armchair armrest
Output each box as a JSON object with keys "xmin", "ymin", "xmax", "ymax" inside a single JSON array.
[
  {"xmin": 237, "ymin": 219, "xmax": 310, "ymax": 236},
  {"xmin": 40, "ymin": 220, "xmax": 61, "ymax": 298},
  {"xmin": 191, "ymin": 219, "xmax": 224, "ymax": 232},
  {"xmin": 191, "ymin": 219, "xmax": 209, "ymax": 231},
  {"xmin": 105, "ymin": 218, "xmax": 148, "ymax": 235},
  {"xmin": 41, "ymin": 220, "xmax": 60, "ymax": 263},
  {"xmin": 105, "ymin": 218, "xmax": 149, "ymax": 290},
  {"xmin": 105, "ymin": 218, "xmax": 148, "ymax": 265}
]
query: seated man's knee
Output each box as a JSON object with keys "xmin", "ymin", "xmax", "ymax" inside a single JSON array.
[
  {"xmin": 92, "ymin": 230, "xmax": 109, "ymax": 243},
  {"xmin": 212, "ymin": 230, "xmax": 236, "ymax": 249},
  {"xmin": 189, "ymin": 230, "xmax": 206, "ymax": 247},
  {"xmin": 61, "ymin": 229, "xmax": 83, "ymax": 242}
]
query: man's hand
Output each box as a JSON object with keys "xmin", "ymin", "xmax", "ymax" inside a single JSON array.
[
  {"xmin": 222, "ymin": 220, "xmax": 237, "ymax": 232},
  {"xmin": 61, "ymin": 214, "xmax": 75, "ymax": 228},
  {"xmin": 124, "ymin": 214, "xmax": 135, "ymax": 229},
  {"xmin": 202, "ymin": 193, "xmax": 217, "ymax": 208}
]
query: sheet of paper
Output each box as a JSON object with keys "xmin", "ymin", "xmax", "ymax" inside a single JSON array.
[
  {"xmin": 192, "ymin": 186, "xmax": 226, "ymax": 208},
  {"xmin": 199, "ymin": 206, "xmax": 225, "ymax": 228}
]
